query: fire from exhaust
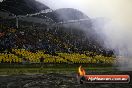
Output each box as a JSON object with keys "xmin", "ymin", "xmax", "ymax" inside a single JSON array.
[{"xmin": 78, "ymin": 65, "xmax": 86, "ymax": 76}]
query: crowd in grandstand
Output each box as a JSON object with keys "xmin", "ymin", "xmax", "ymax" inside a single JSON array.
[
  {"xmin": 0, "ymin": 48, "xmax": 115, "ymax": 64},
  {"xmin": 0, "ymin": 18, "xmax": 115, "ymax": 64}
]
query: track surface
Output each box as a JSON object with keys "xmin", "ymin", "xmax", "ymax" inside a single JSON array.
[{"xmin": 0, "ymin": 72, "xmax": 132, "ymax": 88}]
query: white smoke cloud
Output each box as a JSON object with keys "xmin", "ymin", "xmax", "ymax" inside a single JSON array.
[
  {"xmin": 0, "ymin": 0, "xmax": 3, "ymax": 2},
  {"xmin": 35, "ymin": 0, "xmax": 132, "ymax": 70}
]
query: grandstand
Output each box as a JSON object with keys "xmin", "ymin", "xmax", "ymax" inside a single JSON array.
[{"xmin": 0, "ymin": 0, "xmax": 115, "ymax": 65}]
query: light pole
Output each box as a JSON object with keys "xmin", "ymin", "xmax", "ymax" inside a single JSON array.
[{"xmin": 15, "ymin": 15, "xmax": 18, "ymax": 28}]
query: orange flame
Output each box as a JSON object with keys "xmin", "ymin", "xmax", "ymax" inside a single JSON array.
[{"xmin": 78, "ymin": 66, "xmax": 86, "ymax": 76}]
